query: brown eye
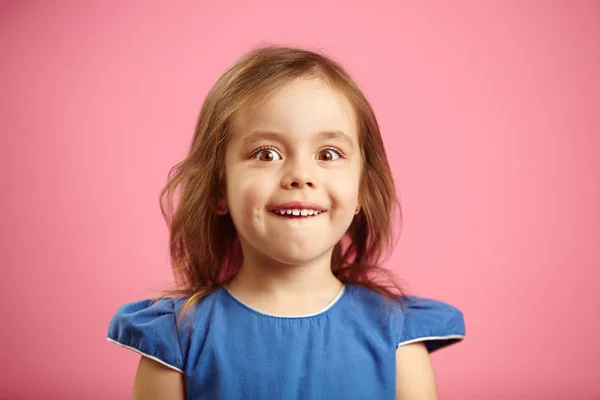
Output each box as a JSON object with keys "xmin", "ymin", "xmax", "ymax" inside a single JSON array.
[
  {"xmin": 317, "ymin": 149, "xmax": 341, "ymax": 161},
  {"xmin": 253, "ymin": 149, "xmax": 281, "ymax": 162}
]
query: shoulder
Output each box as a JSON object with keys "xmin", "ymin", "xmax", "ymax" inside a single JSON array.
[
  {"xmin": 344, "ymin": 285, "xmax": 466, "ymax": 353},
  {"xmin": 396, "ymin": 295, "xmax": 466, "ymax": 353},
  {"xmin": 107, "ymin": 291, "xmax": 221, "ymax": 373},
  {"xmin": 107, "ymin": 297, "xmax": 186, "ymax": 372}
]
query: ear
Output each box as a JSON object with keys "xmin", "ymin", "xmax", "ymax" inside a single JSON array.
[{"xmin": 216, "ymin": 197, "xmax": 229, "ymax": 215}]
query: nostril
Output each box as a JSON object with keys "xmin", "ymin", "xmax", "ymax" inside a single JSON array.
[{"xmin": 288, "ymin": 181, "xmax": 313, "ymax": 188}]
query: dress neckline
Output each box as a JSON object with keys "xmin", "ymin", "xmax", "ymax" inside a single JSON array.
[{"xmin": 222, "ymin": 285, "xmax": 347, "ymax": 319}]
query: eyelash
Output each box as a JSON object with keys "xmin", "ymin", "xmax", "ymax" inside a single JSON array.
[{"xmin": 251, "ymin": 146, "xmax": 346, "ymax": 160}]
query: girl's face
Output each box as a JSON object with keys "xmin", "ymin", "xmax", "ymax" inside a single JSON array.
[{"xmin": 224, "ymin": 78, "xmax": 361, "ymax": 267}]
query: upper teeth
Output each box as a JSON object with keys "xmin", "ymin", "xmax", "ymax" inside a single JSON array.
[{"xmin": 275, "ymin": 209, "xmax": 321, "ymax": 216}]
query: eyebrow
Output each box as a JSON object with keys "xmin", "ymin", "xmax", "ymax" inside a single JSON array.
[{"xmin": 241, "ymin": 130, "xmax": 355, "ymax": 148}]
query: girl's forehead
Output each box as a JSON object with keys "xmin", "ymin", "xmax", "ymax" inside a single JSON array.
[{"xmin": 233, "ymin": 78, "xmax": 358, "ymax": 141}]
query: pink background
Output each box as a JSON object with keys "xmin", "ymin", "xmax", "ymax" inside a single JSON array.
[{"xmin": 2, "ymin": 1, "xmax": 599, "ymax": 399}]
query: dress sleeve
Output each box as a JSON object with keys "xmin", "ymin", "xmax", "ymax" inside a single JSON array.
[
  {"xmin": 107, "ymin": 298, "xmax": 185, "ymax": 373},
  {"xmin": 396, "ymin": 296, "xmax": 466, "ymax": 353}
]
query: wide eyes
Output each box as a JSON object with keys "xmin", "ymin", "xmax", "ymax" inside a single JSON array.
[
  {"xmin": 317, "ymin": 149, "xmax": 340, "ymax": 161},
  {"xmin": 254, "ymin": 149, "xmax": 282, "ymax": 162},
  {"xmin": 252, "ymin": 147, "xmax": 343, "ymax": 162}
]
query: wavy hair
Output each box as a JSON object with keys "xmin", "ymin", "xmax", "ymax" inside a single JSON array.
[{"xmin": 155, "ymin": 45, "xmax": 406, "ymax": 324}]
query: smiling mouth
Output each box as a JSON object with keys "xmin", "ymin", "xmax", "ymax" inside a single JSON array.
[{"xmin": 269, "ymin": 209, "xmax": 327, "ymax": 218}]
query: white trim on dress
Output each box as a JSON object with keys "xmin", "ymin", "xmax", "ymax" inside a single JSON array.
[
  {"xmin": 224, "ymin": 285, "xmax": 346, "ymax": 318},
  {"xmin": 107, "ymin": 337, "xmax": 184, "ymax": 374},
  {"xmin": 397, "ymin": 334, "xmax": 465, "ymax": 348}
]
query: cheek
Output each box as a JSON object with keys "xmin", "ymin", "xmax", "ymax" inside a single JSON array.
[
  {"xmin": 329, "ymin": 174, "xmax": 360, "ymax": 209},
  {"xmin": 226, "ymin": 167, "xmax": 273, "ymax": 214}
]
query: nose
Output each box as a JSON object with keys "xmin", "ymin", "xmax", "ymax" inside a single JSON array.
[{"xmin": 280, "ymin": 160, "xmax": 318, "ymax": 190}]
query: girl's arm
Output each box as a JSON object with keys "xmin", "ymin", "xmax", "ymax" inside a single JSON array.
[
  {"xmin": 396, "ymin": 342, "xmax": 439, "ymax": 400},
  {"xmin": 132, "ymin": 356, "xmax": 186, "ymax": 400}
]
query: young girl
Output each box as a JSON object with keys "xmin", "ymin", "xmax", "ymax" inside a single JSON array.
[{"xmin": 108, "ymin": 45, "xmax": 465, "ymax": 399}]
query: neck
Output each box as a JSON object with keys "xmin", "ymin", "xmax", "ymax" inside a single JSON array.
[{"xmin": 226, "ymin": 246, "xmax": 343, "ymax": 301}]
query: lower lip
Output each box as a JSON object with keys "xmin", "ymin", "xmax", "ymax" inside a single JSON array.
[{"xmin": 269, "ymin": 211, "xmax": 326, "ymax": 219}]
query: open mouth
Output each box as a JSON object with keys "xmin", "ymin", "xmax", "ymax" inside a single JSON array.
[{"xmin": 269, "ymin": 209, "xmax": 327, "ymax": 218}]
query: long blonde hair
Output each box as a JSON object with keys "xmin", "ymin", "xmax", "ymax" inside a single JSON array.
[{"xmin": 156, "ymin": 46, "xmax": 406, "ymax": 324}]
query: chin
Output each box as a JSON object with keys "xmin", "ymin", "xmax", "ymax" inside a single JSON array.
[{"xmin": 262, "ymin": 243, "xmax": 333, "ymax": 266}]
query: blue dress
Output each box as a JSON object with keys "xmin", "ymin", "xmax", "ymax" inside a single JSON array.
[{"xmin": 107, "ymin": 285, "xmax": 465, "ymax": 399}]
